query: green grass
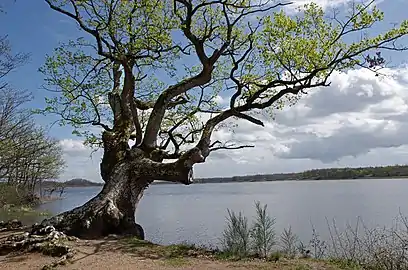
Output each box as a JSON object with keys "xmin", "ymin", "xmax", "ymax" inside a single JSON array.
[
  {"xmin": 267, "ymin": 251, "xmax": 282, "ymax": 262},
  {"xmin": 118, "ymin": 237, "xmax": 207, "ymax": 259},
  {"xmin": 0, "ymin": 204, "xmax": 51, "ymax": 224},
  {"xmin": 327, "ymin": 258, "xmax": 362, "ymax": 269},
  {"xmin": 1, "ymin": 204, "xmax": 51, "ymax": 216},
  {"xmin": 0, "ymin": 183, "xmax": 40, "ymax": 207}
]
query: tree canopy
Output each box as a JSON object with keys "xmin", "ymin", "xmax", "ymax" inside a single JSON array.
[{"xmin": 40, "ymin": 0, "xmax": 408, "ymax": 184}]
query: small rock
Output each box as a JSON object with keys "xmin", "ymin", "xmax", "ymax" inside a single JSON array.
[
  {"xmin": 34, "ymin": 226, "xmax": 56, "ymax": 236},
  {"xmin": 66, "ymin": 252, "xmax": 75, "ymax": 259},
  {"xmin": 104, "ymin": 234, "xmax": 120, "ymax": 240}
]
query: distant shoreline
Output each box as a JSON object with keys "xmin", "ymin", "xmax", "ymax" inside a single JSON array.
[
  {"xmin": 192, "ymin": 165, "xmax": 408, "ymax": 184},
  {"xmin": 59, "ymin": 176, "xmax": 408, "ymax": 187},
  {"xmin": 150, "ymin": 175, "xmax": 408, "ymax": 185},
  {"xmin": 201, "ymin": 175, "xmax": 408, "ymax": 183},
  {"xmin": 53, "ymin": 164, "xmax": 408, "ymax": 186},
  {"xmin": 62, "ymin": 184, "xmax": 104, "ymax": 187},
  {"xmin": 39, "ymin": 179, "xmax": 103, "ymax": 190}
]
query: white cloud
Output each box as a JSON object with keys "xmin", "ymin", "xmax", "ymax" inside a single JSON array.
[
  {"xmin": 58, "ymin": 139, "xmax": 102, "ymax": 181},
  {"xmin": 214, "ymin": 95, "xmax": 226, "ymax": 106},
  {"xmin": 59, "ymin": 139, "xmax": 88, "ymax": 155},
  {"xmin": 58, "ymin": 65, "xmax": 408, "ymax": 181},
  {"xmin": 270, "ymin": 67, "xmax": 408, "ymax": 162},
  {"xmin": 284, "ymin": 0, "xmax": 354, "ymax": 13},
  {"xmin": 195, "ymin": 65, "xmax": 408, "ymax": 177}
]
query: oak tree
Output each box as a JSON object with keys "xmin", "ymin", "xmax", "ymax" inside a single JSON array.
[{"xmin": 40, "ymin": 0, "xmax": 408, "ymax": 239}]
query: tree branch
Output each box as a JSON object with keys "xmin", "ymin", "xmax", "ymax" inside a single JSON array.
[
  {"xmin": 143, "ymin": 0, "xmax": 271, "ymax": 150},
  {"xmin": 127, "ymin": 147, "xmax": 195, "ymax": 184},
  {"xmin": 141, "ymin": 65, "xmax": 212, "ymax": 150},
  {"xmin": 209, "ymin": 141, "xmax": 254, "ymax": 152},
  {"xmin": 45, "ymin": 0, "xmax": 115, "ymax": 60},
  {"xmin": 134, "ymin": 96, "xmax": 189, "ymax": 110},
  {"xmin": 231, "ymin": 111, "xmax": 264, "ymax": 126}
]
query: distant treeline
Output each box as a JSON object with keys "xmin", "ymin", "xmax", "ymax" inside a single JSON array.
[
  {"xmin": 54, "ymin": 165, "xmax": 408, "ymax": 187},
  {"xmin": 192, "ymin": 165, "xmax": 408, "ymax": 183},
  {"xmin": 41, "ymin": 178, "xmax": 103, "ymax": 189}
]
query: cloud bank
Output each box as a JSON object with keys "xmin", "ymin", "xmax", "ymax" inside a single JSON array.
[{"xmin": 57, "ymin": 65, "xmax": 408, "ymax": 182}]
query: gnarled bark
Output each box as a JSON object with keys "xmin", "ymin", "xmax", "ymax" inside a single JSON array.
[
  {"xmin": 41, "ymin": 162, "xmax": 147, "ymax": 240},
  {"xmin": 40, "ymin": 143, "xmax": 201, "ymax": 240}
]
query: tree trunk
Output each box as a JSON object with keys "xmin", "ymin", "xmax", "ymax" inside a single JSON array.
[
  {"xmin": 39, "ymin": 127, "xmax": 198, "ymax": 239},
  {"xmin": 41, "ymin": 162, "xmax": 147, "ymax": 240}
]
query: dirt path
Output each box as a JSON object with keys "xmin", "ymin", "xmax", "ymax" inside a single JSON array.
[
  {"xmin": 0, "ymin": 252, "xmax": 338, "ymax": 270},
  {"xmin": 0, "ymin": 233, "xmax": 342, "ymax": 270}
]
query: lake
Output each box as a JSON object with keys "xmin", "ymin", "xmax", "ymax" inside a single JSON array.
[{"xmin": 19, "ymin": 179, "xmax": 408, "ymax": 247}]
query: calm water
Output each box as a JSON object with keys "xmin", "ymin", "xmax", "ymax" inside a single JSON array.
[{"xmin": 17, "ymin": 179, "xmax": 408, "ymax": 247}]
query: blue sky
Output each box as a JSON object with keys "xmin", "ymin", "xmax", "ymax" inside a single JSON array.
[
  {"xmin": 1, "ymin": 0, "xmax": 407, "ymax": 140},
  {"xmin": 2, "ymin": 0, "xmax": 408, "ymax": 181},
  {"xmin": 1, "ymin": 0, "xmax": 85, "ymax": 140}
]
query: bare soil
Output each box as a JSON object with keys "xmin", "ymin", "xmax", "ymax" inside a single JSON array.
[{"xmin": 0, "ymin": 230, "xmax": 344, "ymax": 270}]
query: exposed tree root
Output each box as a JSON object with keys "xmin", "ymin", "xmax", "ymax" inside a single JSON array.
[
  {"xmin": 40, "ymin": 194, "xmax": 145, "ymax": 240},
  {"xmin": 0, "ymin": 220, "xmax": 77, "ymax": 269}
]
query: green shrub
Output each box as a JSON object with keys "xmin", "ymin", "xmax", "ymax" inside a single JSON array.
[
  {"xmin": 326, "ymin": 215, "xmax": 408, "ymax": 270},
  {"xmin": 220, "ymin": 208, "xmax": 251, "ymax": 257},
  {"xmin": 280, "ymin": 226, "xmax": 299, "ymax": 258},
  {"xmin": 309, "ymin": 224, "xmax": 327, "ymax": 259},
  {"xmin": 250, "ymin": 201, "xmax": 276, "ymax": 258},
  {"xmin": 220, "ymin": 201, "xmax": 277, "ymax": 259},
  {"xmin": 220, "ymin": 202, "xmax": 408, "ymax": 269}
]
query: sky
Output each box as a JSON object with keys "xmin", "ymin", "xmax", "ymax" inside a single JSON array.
[{"xmin": 1, "ymin": 0, "xmax": 408, "ymax": 182}]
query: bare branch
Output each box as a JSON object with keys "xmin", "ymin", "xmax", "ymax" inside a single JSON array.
[
  {"xmin": 45, "ymin": 0, "xmax": 115, "ymax": 60},
  {"xmin": 209, "ymin": 140, "xmax": 254, "ymax": 152},
  {"xmin": 134, "ymin": 96, "xmax": 189, "ymax": 110}
]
